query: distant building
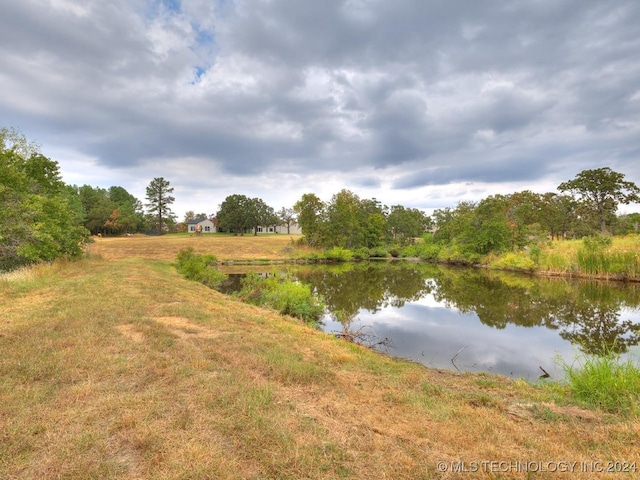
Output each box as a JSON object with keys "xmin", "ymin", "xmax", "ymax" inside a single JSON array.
[
  {"xmin": 187, "ymin": 218, "xmax": 216, "ymax": 233},
  {"xmin": 256, "ymin": 222, "xmax": 302, "ymax": 234}
]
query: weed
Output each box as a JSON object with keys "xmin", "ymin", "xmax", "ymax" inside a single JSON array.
[
  {"xmin": 235, "ymin": 272, "xmax": 325, "ymax": 323},
  {"xmin": 175, "ymin": 247, "xmax": 227, "ymax": 287},
  {"xmin": 322, "ymin": 247, "xmax": 353, "ymax": 262},
  {"xmin": 558, "ymin": 351, "xmax": 640, "ymax": 415}
]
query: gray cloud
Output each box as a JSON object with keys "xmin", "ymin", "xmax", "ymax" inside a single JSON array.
[{"xmin": 1, "ymin": 0, "xmax": 639, "ymax": 217}]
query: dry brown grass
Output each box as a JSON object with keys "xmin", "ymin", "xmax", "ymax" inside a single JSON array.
[
  {"xmin": 1, "ymin": 238, "xmax": 639, "ymax": 479},
  {"xmin": 88, "ymin": 233, "xmax": 307, "ymax": 262}
]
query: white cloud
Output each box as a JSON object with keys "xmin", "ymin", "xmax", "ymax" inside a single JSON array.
[{"xmin": 1, "ymin": 0, "xmax": 639, "ymax": 220}]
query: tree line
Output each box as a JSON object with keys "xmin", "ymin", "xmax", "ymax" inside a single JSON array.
[
  {"xmin": 2, "ymin": 126, "xmax": 639, "ymax": 271},
  {"xmin": 427, "ymin": 168, "xmax": 640, "ymax": 262}
]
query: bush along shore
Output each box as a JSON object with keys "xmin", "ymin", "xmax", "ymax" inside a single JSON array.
[{"xmin": 215, "ymin": 234, "xmax": 640, "ymax": 282}]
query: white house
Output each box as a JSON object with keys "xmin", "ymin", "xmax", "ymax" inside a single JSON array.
[
  {"xmin": 187, "ymin": 218, "xmax": 216, "ymax": 234},
  {"xmin": 256, "ymin": 222, "xmax": 302, "ymax": 234}
]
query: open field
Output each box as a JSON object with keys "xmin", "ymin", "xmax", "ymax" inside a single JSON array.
[
  {"xmin": 1, "ymin": 235, "xmax": 639, "ymax": 479},
  {"xmin": 88, "ymin": 233, "xmax": 308, "ymax": 262}
]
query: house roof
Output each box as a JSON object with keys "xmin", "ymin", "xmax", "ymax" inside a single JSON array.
[{"xmin": 186, "ymin": 218, "xmax": 210, "ymax": 225}]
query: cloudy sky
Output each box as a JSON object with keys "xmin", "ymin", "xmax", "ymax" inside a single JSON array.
[{"xmin": 2, "ymin": 0, "xmax": 639, "ymax": 219}]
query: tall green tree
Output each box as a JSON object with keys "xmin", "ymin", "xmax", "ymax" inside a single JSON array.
[
  {"xmin": 145, "ymin": 177, "xmax": 175, "ymax": 234},
  {"xmin": 293, "ymin": 193, "xmax": 327, "ymax": 246},
  {"xmin": 216, "ymin": 194, "xmax": 253, "ymax": 235},
  {"xmin": 387, "ymin": 205, "xmax": 430, "ymax": 245},
  {"xmin": 558, "ymin": 167, "xmax": 640, "ymax": 234},
  {"xmin": 0, "ymin": 129, "xmax": 90, "ymax": 271},
  {"xmin": 249, "ymin": 198, "xmax": 278, "ymax": 235},
  {"xmin": 326, "ymin": 189, "xmax": 366, "ymax": 248},
  {"xmin": 537, "ymin": 193, "xmax": 577, "ymax": 239}
]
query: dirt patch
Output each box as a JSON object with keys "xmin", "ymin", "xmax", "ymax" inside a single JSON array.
[
  {"xmin": 153, "ymin": 316, "xmax": 220, "ymax": 340},
  {"xmin": 116, "ymin": 324, "xmax": 145, "ymax": 343},
  {"xmin": 117, "ymin": 317, "xmax": 221, "ymax": 343}
]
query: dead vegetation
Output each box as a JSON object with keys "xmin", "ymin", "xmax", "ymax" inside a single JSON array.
[
  {"xmin": 88, "ymin": 233, "xmax": 307, "ymax": 262},
  {"xmin": 1, "ymin": 236, "xmax": 639, "ymax": 479}
]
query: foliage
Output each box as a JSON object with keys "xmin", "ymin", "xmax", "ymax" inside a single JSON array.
[
  {"xmin": 326, "ymin": 189, "xmax": 368, "ymax": 249},
  {"xmin": 489, "ymin": 252, "xmax": 536, "ymax": 271},
  {"xmin": 351, "ymin": 247, "xmax": 371, "ymax": 260},
  {"xmin": 615, "ymin": 213, "xmax": 640, "ymax": 235},
  {"xmin": 367, "ymin": 246, "xmax": 389, "ymax": 258},
  {"xmin": 293, "ymin": 193, "xmax": 327, "ymax": 246},
  {"xmin": 577, "ymin": 237, "xmax": 640, "ymax": 278},
  {"xmin": 250, "ymin": 197, "xmax": 279, "ymax": 235},
  {"xmin": 321, "ymin": 247, "xmax": 353, "ymax": 262},
  {"xmin": 215, "ymin": 194, "xmax": 277, "ymax": 235},
  {"xmin": 559, "ymin": 351, "xmax": 640, "ymax": 415},
  {"xmin": 235, "ymin": 273, "xmax": 325, "ymax": 323},
  {"xmin": 0, "ymin": 129, "xmax": 91, "ymax": 271},
  {"xmin": 277, "ymin": 207, "xmax": 297, "ymax": 234},
  {"xmin": 145, "ymin": 177, "xmax": 175, "ymax": 234},
  {"xmin": 538, "ymin": 193, "xmax": 578, "ymax": 239},
  {"xmin": 175, "ymin": 247, "xmax": 227, "ymax": 287},
  {"xmin": 558, "ymin": 167, "xmax": 640, "ymax": 234},
  {"xmin": 294, "ymin": 190, "xmax": 429, "ymax": 250},
  {"xmin": 387, "ymin": 204, "xmax": 431, "ymax": 245}
]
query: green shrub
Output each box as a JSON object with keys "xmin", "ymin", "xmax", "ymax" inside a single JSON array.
[
  {"xmin": 367, "ymin": 247, "xmax": 389, "ymax": 258},
  {"xmin": 491, "ymin": 252, "xmax": 535, "ymax": 271},
  {"xmin": 559, "ymin": 352, "xmax": 640, "ymax": 415},
  {"xmin": 582, "ymin": 235, "xmax": 613, "ymax": 251},
  {"xmin": 388, "ymin": 245, "xmax": 402, "ymax": 258},
  {"xmin": 402, "ymin": 242, "xmax": 440, "ymax": 260},
  {"xmin": 528, "ymin": 245, "xmax": 542, "ymax": 265},
  {"xmin": 436, "ymin": 244, "xmax": 481, "ymax": 265},
  {"xmin": 175, "ymin": 247, "xmax": 227, "ymax": 287},
  {"xmin": 322, "ymin": 247, "xmax": 353, "ymax": 262},
  {"xmin": 236, "ymin": 273, "xmax": 325, "ymax": 324},
  {"xmin": 351, "ymin": 248, "xmax": 370, "ymax": 260}
]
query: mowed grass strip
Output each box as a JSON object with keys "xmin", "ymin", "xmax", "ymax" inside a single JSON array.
[{"xmin": 0, "ymin": 242, "xmax": 639, "ymax": 479}]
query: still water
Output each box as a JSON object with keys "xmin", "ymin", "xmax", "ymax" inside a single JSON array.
[{"xmin": 218, "ymin": 262, "xmax": 640, "ymax": 381}]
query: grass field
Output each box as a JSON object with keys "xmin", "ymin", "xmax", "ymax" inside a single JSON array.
[
  {"xmin": 1, "ymin": 235, "xmax": 639, "ymax": 479},
  {"xmin": 88, "ymin": 233, "xmax": 308, "ymax": 262}
]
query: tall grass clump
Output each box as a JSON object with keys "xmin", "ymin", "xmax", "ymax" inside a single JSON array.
[
  {"xmin": 559, "ymin": 351, "xmax": 640, "ymax": 415},
  {"xmin": 175, "ymin": 247, "xmax": 227, "ymax": 287},
  {"xmin": 235, "ymin": 273, "xmax": 325, "ymax": 324},
  {"xmin": 321, "ymin": 247, "xmax": 353, "ymax": 262},
  {"xmin": 576, "ymin": 236, "xmax": 612, "ymax": 275}
]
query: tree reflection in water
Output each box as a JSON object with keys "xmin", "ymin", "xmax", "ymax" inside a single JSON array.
[{"xmin": 219, "ymin": 262, "xmax": 640, "ymax": 376}]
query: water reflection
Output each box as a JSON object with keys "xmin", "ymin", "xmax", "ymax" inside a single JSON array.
[{"xmin": 218, "ymin": 262, "xmax": 640, "ymax": 380}]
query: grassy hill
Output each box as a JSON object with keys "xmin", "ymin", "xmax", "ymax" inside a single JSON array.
[{"xmin": 1, "ymin": 235, "xmax": 638, "ymax": 479}]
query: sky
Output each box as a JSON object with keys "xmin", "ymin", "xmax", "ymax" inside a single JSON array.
[{"xmin": 2, "ymin": 0, "xmax": 640, "ymax": 220}]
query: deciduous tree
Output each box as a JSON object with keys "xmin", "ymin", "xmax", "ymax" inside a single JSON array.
[
  {"xmin": 277, "ymin": 207, "xmax": 297, "ymax": 234},
  {"xmin": 293, "ymin": 193, "xmax": 326, "ymax": 246},
  {"xmin": 558, "ymin": 168, "xmax": 640, "ymax": 234},
  {"xmin": 216, "ymin": 194, "xmax": 253, "ymax": 235},
  {"xmin": 0, "ymin": 129, "xmax": 90, "ymax": 271}
]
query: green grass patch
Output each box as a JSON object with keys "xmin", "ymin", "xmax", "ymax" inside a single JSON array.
[
  {"xmin": 558, "ymin": 352, "xmax": 640, "ymax": 415},
  {"xmin": 175, "ymin": 247, "xmax": 227, "ymax": 287},
  {"xmin": 235, "ymin": 272, "xmax": 325, "ymax": 324}
]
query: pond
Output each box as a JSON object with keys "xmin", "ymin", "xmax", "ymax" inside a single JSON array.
[{"xmin": 217, "ymin": 262, "xmax": 640, "ymax": 381}]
